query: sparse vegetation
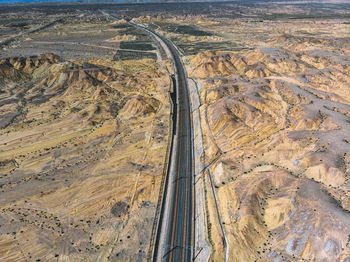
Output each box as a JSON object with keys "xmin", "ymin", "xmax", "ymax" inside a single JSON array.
[
  {"xmin": 114, "ymin": 50, "xmax": 157, "ymax": 61},
  {"xmin": 120, "ymin": 41, "xmax": 155, "ymax": 51}
]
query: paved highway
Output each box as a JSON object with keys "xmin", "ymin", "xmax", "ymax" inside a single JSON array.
[
  {"xmin": 101, "ymin": 11, "xmax": 194, "ymax": 261},
  {"xmin": 133, "ymin": 21, "xmax": 194, "ymax": 262},
  {"xmin": 160, "ymin": 36, "xmax": 193, "ymax": 262}
]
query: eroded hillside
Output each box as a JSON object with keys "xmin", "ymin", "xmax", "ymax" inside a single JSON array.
[
  {"xmin": 0, "ymin": 10, "xmax": 171, "ymax": 261},
  {"xmin": 1, "ymin": 1, "xmax": 350, "ymax": 262},
  {"xmin": 185, "ymin": 16, "xmax": 350, "ymax": 262},
  {"xmin": 0, "ymin": 53, "xmax": 171, "ymax": 261}
]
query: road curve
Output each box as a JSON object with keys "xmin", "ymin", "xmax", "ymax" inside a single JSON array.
[
  {"xmin": 133, "ymin": 22, "xmax": 194, "ymax": 262},
  {"xmin": 100, "ymin": 11, "xmax": 194, "ymax": 262},
  {"xmin": 161, "ymin": 38, "xmax": 193, "ymax": 262}
]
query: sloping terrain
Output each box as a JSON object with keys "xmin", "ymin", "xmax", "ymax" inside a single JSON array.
[
  {"xmin": 0, "ymin": 52, "xmax": 170, "ymax": 261},
  {"xmin": 187, "ymin": 16, "xmax": 350, "ymax": 262},
  {"xmin": 0, "ymin": 7, "xmax": 175, "ymax": 261},
  {"xmin": 1, "ymin": 2, "xmax": 350, "ymax": 262}
]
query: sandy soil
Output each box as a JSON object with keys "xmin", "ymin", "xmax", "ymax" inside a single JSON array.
[
  {"xmin": 1, "ymin": 2, "xmax": 350, "ymax": 261},
  {"xmin": 0, "ymin": 13, "xmax": 171, "ymax": 262},
  {"xmin": 183, "ymin": 12, "xmax": 350, "ymax": 262}
]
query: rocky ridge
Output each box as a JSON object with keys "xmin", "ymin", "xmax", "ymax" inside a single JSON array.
[{"xmin": 188, "ymin": 31, "xmax": 350, "ymax": 261}]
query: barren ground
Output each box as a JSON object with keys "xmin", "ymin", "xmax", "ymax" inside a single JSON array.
[
  {"xmin": 1, "ymin": 1, "xmax": 350, "ymax": 262},
  {"xmin": 0, "ymin": 11, "xmax": 171, "ymax": 262}
]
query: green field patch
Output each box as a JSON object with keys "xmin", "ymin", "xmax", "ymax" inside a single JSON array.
[
  {"xmin": 120, "ymin": 41, "xmax": 156, "ymax": 51},
  {"xmin": 113, "ymin": 23, "xmax": 132, "ymax": 29},
  {"xmin": 176, "ymin": 41, "xmax": 243, "ymax": 55},
  {"xmin": 152, "ymin": 22, "xmax": 213, "ymax": 36},
  {"xmin": 118, "ymin": 27, "xmax": 151, "ymax": 41},
  {"xmin": 113, "ymin": 50, "xmax": 157, "ymax": 61}
]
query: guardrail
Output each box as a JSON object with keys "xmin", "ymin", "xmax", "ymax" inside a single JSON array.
[
  {"xmin": 148, "ymin": 75, "xmax": 177, "ymax": 262},
  {"xmin": 99, "ymin": 11, "xmax": 194, "ymax": 261}
]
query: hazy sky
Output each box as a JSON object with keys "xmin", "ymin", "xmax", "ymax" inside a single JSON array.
[
  {"xmin": 0, "ymin": 0, "xmax": 154, "ymax": 3},
  {"xmin": 1, "ymin": 0, "xmax": 344, "ymax": 4}
]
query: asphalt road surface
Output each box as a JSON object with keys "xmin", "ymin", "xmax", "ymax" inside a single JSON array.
[
  {"xmin": 136, "ymin": 22, "xmax": 194, "ymax": 262},
  {"xmin": 101, "ymin": 11, "xmax": 194, "ymax": 262},
  {"xmin": 161, "ymin": 38, "xmax": 193, "ymax": 262}
]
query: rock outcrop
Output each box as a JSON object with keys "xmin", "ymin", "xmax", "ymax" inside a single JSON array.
[{"xmin": 188, "ymin": 20, "xmax": 350, "ymax": 261}]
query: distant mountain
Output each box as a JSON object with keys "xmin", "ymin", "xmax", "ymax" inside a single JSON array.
[{"xmin": 0, "ymin": 0, "xmax": 348, "ymax": 4}]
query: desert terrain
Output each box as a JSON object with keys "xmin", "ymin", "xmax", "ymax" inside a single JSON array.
[
  {"xmin": 0, "ymin": 8, "xmax": 172, "ymax": 261},
  {"xmin": 179, "ymin": 3, "xmax": 350, "ymax": 262},
  {"xmin": 136, "ymin": 1, "xmax": 350, "ymax": 261},
  {"xmin": 1, "ymin": 1, "xmax": 350, "ymax": 262}
]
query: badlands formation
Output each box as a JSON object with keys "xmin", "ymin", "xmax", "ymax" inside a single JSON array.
[
  {"xmin": 0, "ymin": 1, "xmax": 350, "ymax": 262},
  {"xmin": 184, "ymin": 15, "xmax": 350, "ymax": 262},
  {"xmin": 0, "ymin": 54, "xmax": 170, "ymax": 261},
  {"xmin": 0, "ymin": 10, "xmax": 171, "ymax": 261}
]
